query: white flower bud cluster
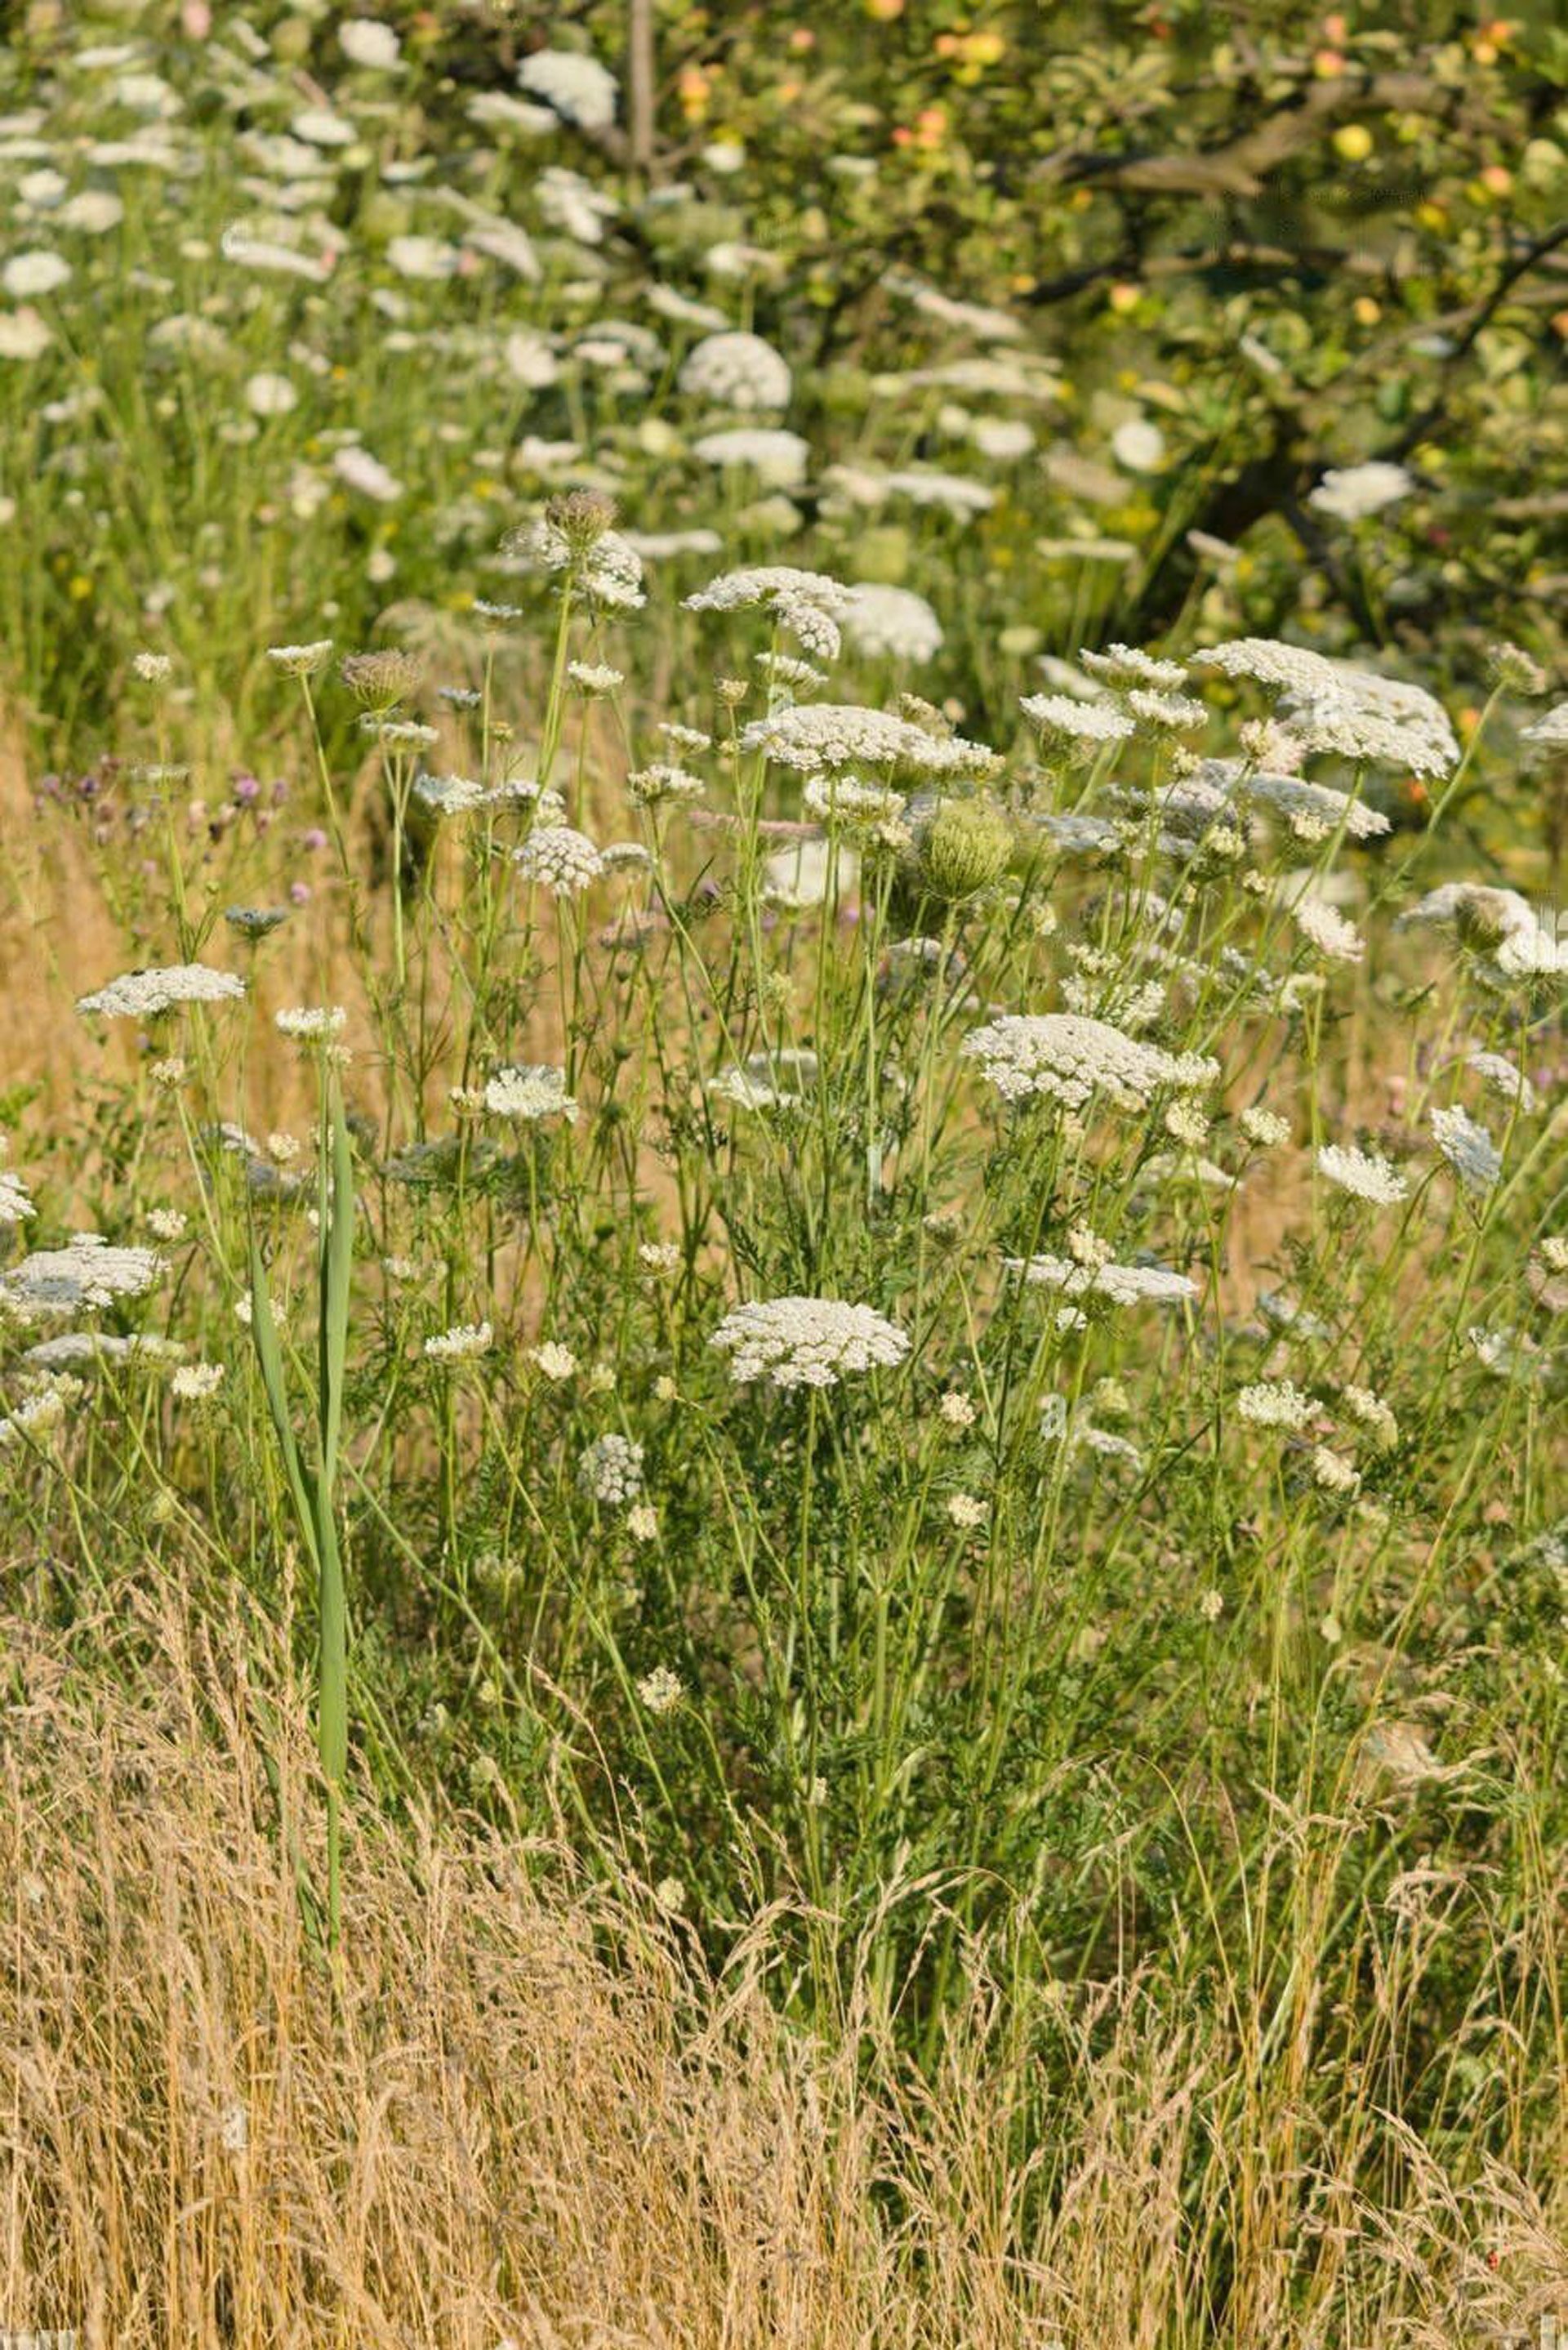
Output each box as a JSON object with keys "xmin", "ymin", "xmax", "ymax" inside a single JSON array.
[{"xmin": 578, "ymin": 1433, "xmax": 644, "ymax": 1505}]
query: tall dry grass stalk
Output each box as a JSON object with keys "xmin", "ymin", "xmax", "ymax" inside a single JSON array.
[{"xmin": 2, "ymin": 1601, "xmax": 1562, "ymax": 2350}]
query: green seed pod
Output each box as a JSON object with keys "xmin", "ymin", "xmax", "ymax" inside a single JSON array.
[{"xmin": 918, "ymin": 796, "xmax": 1014, "ymax": 903}]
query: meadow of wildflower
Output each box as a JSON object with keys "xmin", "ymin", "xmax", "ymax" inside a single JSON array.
[{"xmin": 1, "ymin": 2, "xmax": 1566, "ymax": 2344}]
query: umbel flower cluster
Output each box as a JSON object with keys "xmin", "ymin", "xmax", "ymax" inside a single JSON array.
[
  {"xmin": 710, "ymin": 1299, "xmax": 911, "ymax": 1389},
  {"xmin": 961, "ymin": 1014, "xmax": 1220, "ymax": 1112}
]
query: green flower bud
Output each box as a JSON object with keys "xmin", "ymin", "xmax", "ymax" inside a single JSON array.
[{"xmin": 918, "ymin": 796, "xmax": 1014, "ymax": 903}]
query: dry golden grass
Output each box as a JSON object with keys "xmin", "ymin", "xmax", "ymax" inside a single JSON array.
[{"xmin": 2, "ymin": 1596, "xmax": 1563, "ymax": 2350}]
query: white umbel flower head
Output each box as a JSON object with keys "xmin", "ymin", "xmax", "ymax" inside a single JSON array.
[
  {"xmin": 637, "ymin": 1665, "xmax": 683, "ymax": 1714},
  {"xmin": 710, "ymin": 1296, "xmax": 910, "ymax": 1389},
  {"xmin": 1519, "ymin": 702, "xmax": 1568, "ymax": 759},
  {"xmin": 516, "ymin": 48, "xmax": 618, "ymax": 130},
  {"xmin": 0, "ymin": 1234, "xmax": 163, "ymax": 1316},
  {"xmin": 1307, "ymin": 462, "xmax": 1414, "ymax": 522},
  {"xmin": 0, "ymin": 1171, "xmax": 35, "ymax": 1226},
  {"xmin": 1004, "ymin": 1252, "xmax": 1198, "ymax": 1307},
  {"xmin": 678, "ymin": 331, "xmax": 792, "ymax": 412},
  {"xmin": 276, "ymin": 1006, "xmax": 347, "ymax": 1041},
  {"xmin": 1236, "ymin": 1380, "xmax": 1316, "ymax": 1429},
  {"xmin": 1079, "ymin": 644, "xmax": 1187, "ymax": 690},
  {"xmin": 1211, "ymin": 760, "xmax": 1391, "ymax": 841},
  {"xmin": 578, "ymin": 1432, "xmax": 644, "ymax": 1505},
  {"xmin": 1430, "ymin": 1104, "xmax": 1502, "ymax": 1195},
  {"xmin": 2, "ymin": 250, "xmax": 70, "ymax": 299},
  {"xmin": 709, "ymin": 1049, "xmax": 819, "ymax": 1111},
  {"xmin": 1193, "ymin": 640, "xmax": 1457, "ymax": 778},
  {"xmin": 76, "ymin": 965, "xmax": 246, "ymax": 1020},
  {"xmin": 267, "ymin": 640, "xmax": 333, "ymax": 676},
  {"xmin": 1020, "ymin": 693, "xmax": 1135, "ymax": 760},
  {"xmin": 506, "ymin": 515, "xmax": 645, "ymax": 609},
  {"xmin": 843, "ymin": 583, "xmax": 944, "ymax": 665},
  {"xmin": 801, "ymin": 774, "xmax": 906, "ymax": 831},
  {"xmin": 483, "ymin": 1065, "xmax": 579, "ymax": 1121},
  {"xmin": 1292, "ymin": 895, "xmax": 1365, "ymax": 962},
  {"xmin": 691, "ymin": 427, "xmax": 810, "ymax": 485},
  {"xmin": 961, "ymin": 1013, "xmax": 1218, "ymax": 1112},
  {"xmin": 424, "ymin": 1321, "xmax": 493, "ymax": 1363},
  {"xmin": 685, "ymin": 564, "xmax": 848, "ymax": 660},
  {"xmin": 1463, "ymin": 1048, "xmax": 1535, "ymax": 1113},
  {"xmin": 332, "ymin": 444, "xmax": 403, "ymax": 503},
  {"xmin": 1316, "ymin": 1143, "xmax": 1410, "ymax": 1206},
  {"xmin": 741, "ymin": 701, "xmax": 997, "ymax": 778},
  {"xmin": 340, "ymin": 18, "xmax": 401, "ymax": 69},
  {"xmin": 514, "ymin": 826, "xmax": 604, "ymax": 896}
]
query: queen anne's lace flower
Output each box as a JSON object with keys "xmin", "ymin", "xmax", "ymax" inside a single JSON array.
[
  {"xmin": 423, "ymin": 1325, "xmax": 491, "ymax": 1362},
  {"xmin": 1492, "ymin": 925, "xmax": 1568, "ymax": 980},
  {"xmin": 483, "ymin": 1065, "xmax": 578, "ymax": 1121},
  {"xmin": 1194, "ymin": 640, "xmax": 1457, "ymax": 777},
  {"xmin": 267, "ymin": 640, "xmax": 333, "ymax": 676},
  {"xmin": 276, "ymin": 1006, "xmax": 347, "ymax": 1040},
  {"xmin": 1004, "ymin": 1252, "xmax": 1197, "ymax": 1306},
  {"xmin": 678, "ymin": 331, "xmax": 792, "ymax": 412},
  {"xmin": 692, "ymin": 427, "xmax": 810, "ymax": 484},
  {"xmin": 507, "ymin": 517, "xmax": 645, "ymax": 609},
  {"xmin": 1396, "ymin": 883, "xmax": 1539, "ymax": 949},
  {"xmin": 1307, "ymin": 462, "xmax": 1414, "ymax": 522},
  {"xmin": 710, "ymin": 1296, "xmax": 909, "ymax": 1389},
  {"xmin": 1126, "ymin": 688, "xmax": 1207, "ymax": 733},
  {"xmin": 1020, "ymin": 693, "xmax": 1134, "ymax": 747},
  {"xmin": 626, "ymin": 762, "xmax": 704, "ymax": 806},
  {"xmin": 0, "ymin": 1382, "xmax": 77, "ymax": 1448},
  {"xmin": 0, "ymin": 1234, "xmax": 163, "ymax": 1316},
  {"xmin": 1209, "ymin": 760, "xmax": 1391, "ymax": 842},
  {"xmin": 23, "ymin": 1331, "xmax": 180, "ymax": 1371},
  {"xmin": 1236, "ymin": 1380, "xmax": 1316, "ymax": 1429},
  {"xmin": 685, "ymin": 564, "xmax": 849, "ymax": 661},
  {"xmin": 578, "ymin": 1433, "xmax": 644, "ymax": 1505},
  {"xmin": 801, "ymin": 775, "xmax": 906, "ymax": 831},
  {"xmin": 1316, "ymin": 1143, "xmax": 1409, "ymax": 1206},
  {"xmin": 1079, "ymin": 644, "xmax": 1187, "ymax": 689},
  {"xmin": 516, "ymin": 48, "xmax": 618, "ymax": 130},
  {"xmin": 708, "ymin": 1049, "xmax": 819, "ymax": 1112},
  {"xmin": 1292, "ymin": 895, "xmax": 1365, "ymax": 962},
  {"xmin": 1430, "ymin": 1104, "xmax": 1502, "ymax": 1195},
  {"xmin": 333, "ymin": 445, "xmax": 403, "ymax": 503},
  {"xmin": 514, "ymin": 826, "xmax": 604, "ymax": 895},
  {"xmin": 1519, "ymin": 702, "xmax": 1568, "ymax": 756},
  {"xmin": 76, "ymin": 964, "xmax": 245, "ymax": 1020},
  {"xmin": 1241, "ymin": 1106, "xmax": 1292, "ymax": 1149},
  {"xmin": 962, "ymin": 1013, "xmax": 1218, "ymax": 1112},
  {"xmin": 742, "ymin": 701, "xmax": 997, "ymax": 778},
  {"xmin": 1343, "ymin": 1385, "xmax": 1398, "ymax": 1448},
  {"xmin": 1463, "ymin": 1048, "xmax": 1535, "ymax": 1113},
  {"xmin": 637, "ymin": 1665, "xmax": 683, "ymax": 1713},
  {"xmin": 340, "ymin": 17, "xmax": 401, "ymax": 69},
  {"xmin": 842, "ymin": 583, "xmax": 944, "ymax": 665},
  {"xmin": 0, "ymin": 1171, "xmax": 36, "ymax": 1225}
]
